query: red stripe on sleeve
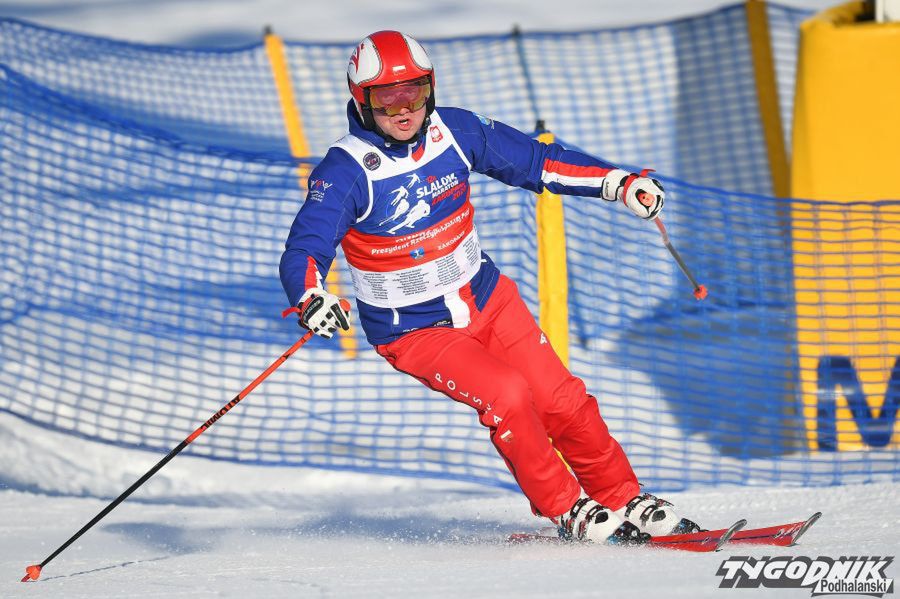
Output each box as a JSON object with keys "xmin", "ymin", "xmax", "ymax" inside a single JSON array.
[
  {"xmin": 305, "ymin": 256, "xmax": 320, "ymax": 290},
  {"xmin": 542, "ymin": 159, "xmax": 612, "ymax": 179}
]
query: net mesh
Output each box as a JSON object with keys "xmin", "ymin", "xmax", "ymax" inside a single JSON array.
[{"xmin": 2, "ymin": 4, "xmax": 897, "ymax": 492}]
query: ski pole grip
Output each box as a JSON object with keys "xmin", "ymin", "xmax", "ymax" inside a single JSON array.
[{"xmin": 634, "ymin": 169, "xmax": 658, "ymax": 208}]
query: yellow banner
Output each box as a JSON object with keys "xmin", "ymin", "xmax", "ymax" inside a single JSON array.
[{"xmin": 791, "ymin": 2, "xmax": 900, "ymax": 450}]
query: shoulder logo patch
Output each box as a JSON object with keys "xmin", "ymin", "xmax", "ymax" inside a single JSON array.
[{"xmin": 363, "ymin": 152, "xmax": 381, "ymax": 171}]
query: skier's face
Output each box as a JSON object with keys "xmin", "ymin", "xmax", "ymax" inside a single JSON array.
[{"xmin": 372, "ymin": 104, "xmax": 427, "ymax": 142}]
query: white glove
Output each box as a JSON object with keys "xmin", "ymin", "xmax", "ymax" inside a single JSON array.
[
  {"xmin": 602, "ymin": 168, "xmax": 665, "ymax": 221},
  {"xmin": 298, "ymin": 287, "xmax": 351, "ymax": 339}
]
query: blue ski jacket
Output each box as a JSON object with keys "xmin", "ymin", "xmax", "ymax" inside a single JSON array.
[{"xmin": 280, "ymin": 102, "xmax": 624, "ymax": 345}]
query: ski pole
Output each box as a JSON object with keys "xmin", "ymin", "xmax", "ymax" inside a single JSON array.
[
  {"xmin": 21, "ymin": 304, "xmax": 331, "ymax": 582},
  {"xmin": 652, "ymin": 216, "xmax": 707, "ymax": 300},
  {"xmin": 634, "ymin": 173, "xmax": 707, "ymax": 301}
]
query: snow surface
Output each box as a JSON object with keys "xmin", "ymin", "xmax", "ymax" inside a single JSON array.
[
  {"xmin": 2, "ymin": 412, "xmax": 899, "ymax": 597},
  {"xmin": 2, "ymin": 0, "xmax": 897, "ymax": 596}
]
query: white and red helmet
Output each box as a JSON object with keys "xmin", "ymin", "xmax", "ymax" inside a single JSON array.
[{"xmin": 347, "ymin": 31, "xmax": 435, "ymax": 132}]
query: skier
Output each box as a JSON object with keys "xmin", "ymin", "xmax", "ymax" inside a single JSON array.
[{"xmin": 280, "ymin": 30, "xmax": 699, "ymax": 544}]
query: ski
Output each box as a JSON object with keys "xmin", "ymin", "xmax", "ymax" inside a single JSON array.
[
  {"xmin": 648, "ymin": 519, "xmax": 747, "ymax": 552},
  {"xmin": 727, "ymin": 512, "xmax": 822, "ymax": 547},
  {"xmin": 508, "ymin": 519, "xmax": 747, "ymax": 552},
  {"xmin": 507, "ymin": 512, "xmax": 822, "ymax": 551},
  {"xmin": 507, "ymin": 528, "xmax": 569, "ymax": 544}
]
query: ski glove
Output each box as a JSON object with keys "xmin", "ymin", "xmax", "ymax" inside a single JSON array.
[
  {"xmin": 298, "ymin": 287, "xmax": 351, "ymax": 339},
  {"xmin": 602, "ymin": 169, "xmax": 665, "ymax": 221}
]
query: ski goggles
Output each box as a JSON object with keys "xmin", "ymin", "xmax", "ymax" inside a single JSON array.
[{"xmin": 368, "ymin": 79, "xmax": 431, "ymax": 116}]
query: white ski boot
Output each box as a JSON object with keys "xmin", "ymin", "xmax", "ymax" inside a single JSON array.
[
  {"xmin": 556, "ymin": 496, "xmax": 649, "ymax": 545},
  {"xmin": 614, "ymin": 492, "xmax": 701, "ymax": 537}
]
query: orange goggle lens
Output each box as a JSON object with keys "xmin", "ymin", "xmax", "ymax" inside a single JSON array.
[{"xmin": 369, "ymin": 80, "xmax": 430, "ymax": 116}]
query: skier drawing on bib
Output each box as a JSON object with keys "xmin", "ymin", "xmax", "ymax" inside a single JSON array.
[
  {"xmin": 280, "ymin": 30, "xmax": 699, "ymax": 544},
  {"xmin": 387, "ymin": 198, "xmax": 430, "ymax": 233},
  {"xmin": 379, "ymin": 185, "xmax": 410, "ymax": 226}
]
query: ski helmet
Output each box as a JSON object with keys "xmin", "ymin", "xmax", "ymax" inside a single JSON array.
[{"xmin": 347, "ymin": 31, "xmax": 436, "ymax": 136}]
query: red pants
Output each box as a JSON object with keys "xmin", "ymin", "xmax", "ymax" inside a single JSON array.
[{"xmin": 376, "ymin": 275, "xmax": 639, "ymax": 518}]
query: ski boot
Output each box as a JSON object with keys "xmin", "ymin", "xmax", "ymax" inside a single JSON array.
[
  {"xmin": 614, "ymin": 492, "xmax": 702, "ymax": 537},
  {"xmin": 556, "ymin": 496, "xmax": 650, "ymax": 545}
]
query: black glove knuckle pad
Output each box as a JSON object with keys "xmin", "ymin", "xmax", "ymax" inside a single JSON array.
[
  {"xmin": 300, "ymin": 296, "xmax": 325, "ymax": 328},
  {"xmin": 330, "ymin": 305, "xmax": 350, "ymax": 330}
]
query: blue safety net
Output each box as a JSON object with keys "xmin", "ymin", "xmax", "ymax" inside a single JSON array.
[{"xmin": 1, "ymin": 3, "xmax": 897, "ymax": 494}]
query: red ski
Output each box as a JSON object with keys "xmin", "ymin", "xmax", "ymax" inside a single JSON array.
[
  {"xmin": 727, "ymin": 512, "xmax": 822, "ymax": 547},
  {"xmin": 508, "ymin": 519, "xmax": 747, "ymax": 552},
  {"xmin": 647, "ymin": 519, "xmax": 747, "ymax": 552},
  {"xmin": 508, "ymin": 513, "xmax": 822, "ymax": 551}
]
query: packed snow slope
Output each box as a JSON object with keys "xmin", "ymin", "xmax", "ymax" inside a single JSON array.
[{"xmin": 1, "ymin": 413, "xmax": 898, "ymax": 597}]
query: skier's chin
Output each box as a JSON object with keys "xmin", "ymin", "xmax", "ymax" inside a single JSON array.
[{"xmin": 391, "ymin": 128, "xmax": 417, "ymax": 141}]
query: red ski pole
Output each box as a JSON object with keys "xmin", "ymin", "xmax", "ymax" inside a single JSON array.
[
  {"xmin": 20, "ymin": 304, "xmax": 333, "ymax": 582},
  {"xmin": 653, "ymin": 216, "xmax": 708, "ymax": 300},
  {"xmin": 634, "ymin": 174, "xmax": 708, "ymax": 301}
]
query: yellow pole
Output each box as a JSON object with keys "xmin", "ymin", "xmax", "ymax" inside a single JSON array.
[
  {"xmin": 536, "ymin": 131, "xmax": 570, "ymax": 367},
  {"xmin": 745, "ymin": 0, "xmax": 790, "ymax": 197},
  {"xmin": 264, "ymin": 31, "xmax": 358, "ymax": 358},
  {"xmin": 536, "ymin": 130, "xmax": 574, "ymax": 470},
  {"xmin": 264, "ymin": 32, "xmax": 310, "ymax": 160}
]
